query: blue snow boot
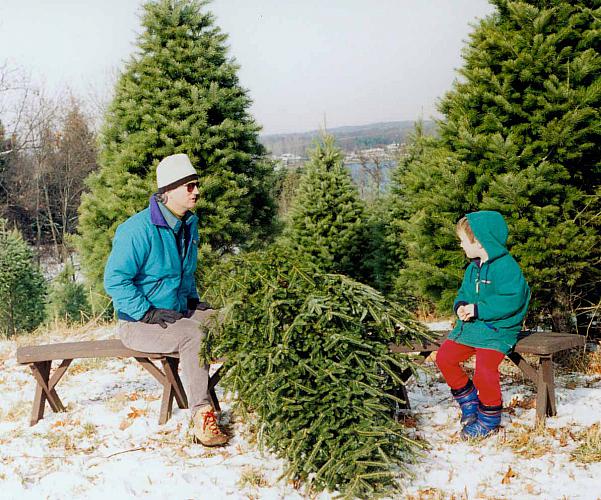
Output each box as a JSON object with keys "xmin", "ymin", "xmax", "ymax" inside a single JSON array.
[
  {"xmin": 451, "ymin": 380, "xmax": 479, "ymax": 425},
  {"xmin": 461, "ymin": 403, "xmax": 502, "ymax": 440}
]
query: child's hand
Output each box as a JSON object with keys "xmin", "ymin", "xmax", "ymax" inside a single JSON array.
[{"xmin": 457, "ymin": 304, "xmax": 475, "ymax": 322}]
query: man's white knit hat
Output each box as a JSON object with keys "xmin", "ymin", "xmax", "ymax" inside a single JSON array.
[{"xmin": 156, "ymin": 153, "xmax": 198, "ymax": 193}]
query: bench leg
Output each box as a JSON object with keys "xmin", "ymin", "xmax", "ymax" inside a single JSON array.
[
  {"xmin": 135, "ymin": 356, "xmax": 220, "ymax": 425},
  {"xmin": 135, "ymin": 357, "xmax": 177, "ymax": 425},
  {"xmin": 159, "ymin": 375, "xmax": 175, "ymax": 425},
  {"xmin": 208, "ymin": 365, "xmax": 223, "ymax": 413},
  {"xmin": 507, "ymin": 352, "xmax": 538, "ymax": 384},
  {"xmin": 508, "ymin": 352, "xmax": 557, "ymax": 425},
  {"xmin": 162, "ymin": 358, "xmax": 188, "ymax": 410},
  {"xmin": 30, "ymin": 361, "xmax": 50, "ymax": 425},
  {"xmin": 536, "ymin": 355, "xmax": 557, "ymax": 421},
  {"xmin": 158, "ymin": 358, "xmax": 190, "ymax": 425},
  {"xmin": 388, "ymin": 352, "xmax": 432, "ymax": 420},
  {"xmin": 135, "ymin": 357, "xmax": 190, "ymax": 425},
  {"xmin": 29, "ymin": 360, "xmax": 70, "ymax": 426}
]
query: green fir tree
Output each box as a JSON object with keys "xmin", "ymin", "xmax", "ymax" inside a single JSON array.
[
  {"xmin": 76, "ymin": 0, "xmax": 276, "ymax": 306},
  {"xmin": 390, "ymin": 1, "xmax": 600, "ymax": 329},
  {"xmin": 46, "ymin": 264, "xmax": 92, "ymax": 324},
  {"xmin": 0, "ymin": 219, "xmax": 47, "ymax": 337},
  {"xmin": 201, "ymin": 246, "xmax": 432, "ymax": 499},
  {"xmin": 283, "ymin": 136, "xmax": 367, "ymax": 281}
]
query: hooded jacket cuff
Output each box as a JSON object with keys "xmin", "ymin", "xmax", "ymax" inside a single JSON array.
[{"xmin": 454, "ymin": 301, "xmax": 468, "ymax": 314}]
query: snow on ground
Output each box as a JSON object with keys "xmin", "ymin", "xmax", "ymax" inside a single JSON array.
[{"xmin": 1, "ymin": 325, "xmax": 600, "ymax": 499}]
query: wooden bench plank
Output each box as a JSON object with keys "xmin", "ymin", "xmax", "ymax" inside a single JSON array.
[
  {"xmin": 388, "ymin": 330, "xmax": 586, "ymax": 426},
  {"xmin": 16, "ymin": 339, "xmax": 174, "ymax": 364},
  {"xmin": 17, "ymin": 339, "xmax": 224, "ymax": 427},
  {"xmin": 514, "ymin": 332, "xmax": 585, "ymax": 355},
  {"xmin": 389, "ymin": 331, "xmax": 585, "ymax": 355}
]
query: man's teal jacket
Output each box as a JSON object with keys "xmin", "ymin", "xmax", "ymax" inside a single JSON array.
[{"xmin": 104, "ymin": 195, "xmax": 200, "ymax": 321}]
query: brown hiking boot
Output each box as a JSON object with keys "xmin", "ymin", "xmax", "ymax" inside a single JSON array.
[{"xmin": 191, "ymin": 406, "xmax": 229, "ymax": 447}]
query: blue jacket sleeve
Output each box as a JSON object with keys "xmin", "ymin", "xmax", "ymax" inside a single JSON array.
[{"xmin": 104, "ymin": 225, "xmax": 152, "ymax": 320}]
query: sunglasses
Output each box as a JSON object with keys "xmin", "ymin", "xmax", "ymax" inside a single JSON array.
[{"xmin": 184, "ymin": 181, "xmax": 199, "ymax": 193}]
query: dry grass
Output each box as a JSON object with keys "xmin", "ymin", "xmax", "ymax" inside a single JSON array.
[
  {"xmin": 556, "ymin": 347, "xmax": 601, "ymax": 376},
  {"xmin": 45, "ymin": 431, "xmax": 77, "ymax": 451},
  {"xmin": 68, "ymin": 357, "xmax": 111, "ymax": 375},
  {"xmin": 571, "ymin": 423, "xmax": 601, "ymax": 463},
  {"xmin": 2, "ymin": 401, "xmax": 30, "ymax": 422},
  {"xmin": 13, "ymin": 316, "xmax": 115, "ymax": 347},
  {"xmin": 404, "ymin": 488, "xmax": 469, "ymax": 500},
  {"xmin": 237, "ymin": 466, "xmax": 270, "ymax": 489},
  {"xmin": 41, "ymin": 419, "xmax": 100, "ymax": 453},
  {"xmin": 500, "ymin": 422, "xmax": 574, "ymax": 458}
]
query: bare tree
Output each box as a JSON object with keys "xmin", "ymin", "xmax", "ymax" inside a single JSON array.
[
  {"xmin": 355, "ymin": 149, "xmax": 387, "ymax": 202},
  {"xmin": 1, "ymin": 65, "xmax": 99, "ymax": 258}
]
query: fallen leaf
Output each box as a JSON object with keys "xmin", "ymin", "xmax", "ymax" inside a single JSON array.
[
  {"xmin": 127, "ymin": 406, "xmax": 147, "ymax": 419},
  {"xmin": 119, "ymin": 419, "xmax": 132, "ymax": 430},
  {"xmin": 51, "ymin": 420, "xmax": 66, "ymax": 428},
  {"xmin": 128, "ymin": 392, "xmax": 140, "ymax": 401},
  {"xmin": 400, "ymin": 415, "xmax": 418, "ymax": 428},
  {"xmin": 501, "ymin": 466, "xmax": 517, "ymax": 484}
]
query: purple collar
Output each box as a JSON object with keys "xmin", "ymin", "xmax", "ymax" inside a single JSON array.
[
  {"xmin": 149, "ymin": 194, "xmax": 170, "ymax": 227},
  {"xmin": 149, "ymin": 194, "xmax": 195, "ymax": 227}
]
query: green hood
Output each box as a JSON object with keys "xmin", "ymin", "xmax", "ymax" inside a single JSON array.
[{"xmin": 466, "ymin": 211, "xmax": 508, "ymax": 262}]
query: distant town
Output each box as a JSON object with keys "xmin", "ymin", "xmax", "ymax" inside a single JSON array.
[{"xmin": 271, "ymin": 142, "xmax": 407, "ymax": 168}]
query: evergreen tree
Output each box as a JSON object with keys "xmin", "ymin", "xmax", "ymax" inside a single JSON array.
[
  {"xmin": 77, "ymin": 0, "xmax": 276, "ymax": 304},
  {"xmin": 390, "ymin": 1, "xmax": 600, "ymax": 329},
  {"xmin": 0, "ymin": 218, "xmax": 47, "ymax": 336},
  {"xmin": 201, "ymin": 246, "xmax": 432, "ymax": 498},
  {"xmin": 283, "ymin": 136, "xmax": 367, "ymax": 281},
  {"xmin": 46, "ymin": 264, "xmax": 92, "ymax": 324}
]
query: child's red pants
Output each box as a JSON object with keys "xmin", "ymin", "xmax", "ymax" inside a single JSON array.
[{"xmin": 435, "ymin": 339, "xmax": 505, "ymax": 406}]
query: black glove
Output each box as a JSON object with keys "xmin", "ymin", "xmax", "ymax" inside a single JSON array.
[
  {"xmin": 187, "ymin": 298, "xmax": 213, "ymax": 311},
  {"xmin": 140, "ymin": 308, "xmax": 183, "ymax": 329}
]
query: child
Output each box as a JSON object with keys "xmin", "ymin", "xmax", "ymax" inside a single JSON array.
[{"xmin": 435, "ymin": 211, "xmax": 530, "ymax": 439}]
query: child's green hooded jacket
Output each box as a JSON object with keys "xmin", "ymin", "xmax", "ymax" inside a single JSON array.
[{"xmin": 447, "ymin": 211, "xmax": 530, "ymax": 354}]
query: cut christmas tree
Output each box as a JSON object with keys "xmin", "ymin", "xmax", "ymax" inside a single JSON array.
[{"xmin": 201, "ymin": 246, "xmax": 433, "ymax": 498}]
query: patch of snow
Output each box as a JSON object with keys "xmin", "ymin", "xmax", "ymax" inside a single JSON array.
[
  {"xmin": 1, "ymin": 325, "xmax": 600, "ymax": 499},
  {"xmin": 426, "ymin": 319, "xmax": 452, "ymax": 331}
]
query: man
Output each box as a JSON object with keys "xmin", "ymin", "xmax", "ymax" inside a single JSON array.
[{"xmin": 104, "ymin": 153, "xmax": 228, "ymax": 447}]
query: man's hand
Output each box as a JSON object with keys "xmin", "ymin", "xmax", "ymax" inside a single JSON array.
[
  {"xmin": 457, "ymin": 304, "xmax": 475, "ymax": 322},
  {"xmin": 187, "ymin": 298, "xmax": 213, "ymax": 311},
  {"xmin": 140, "ymin": 308, "xmax": 183, "ymax": 329}
]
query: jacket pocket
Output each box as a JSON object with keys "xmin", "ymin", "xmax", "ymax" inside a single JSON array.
[{"xmin": 484, "ymin": 322, "xmax": 499, "ymax": 333}]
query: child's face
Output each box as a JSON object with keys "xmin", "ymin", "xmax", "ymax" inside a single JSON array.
[{"xmin": 458, "ymin": 231, "xmax": 483, "ymax": 259}]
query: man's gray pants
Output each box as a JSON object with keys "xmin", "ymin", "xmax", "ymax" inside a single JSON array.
[{"xmin": 118, "ymin": 309, "xmax": 214, "ymax": 415}]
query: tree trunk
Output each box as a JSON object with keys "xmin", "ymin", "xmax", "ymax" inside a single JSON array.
[
  {"xmin": 42, "ymin": 181, "xmax": 60, "ymax": 259},
  {"xmin": 551, "ymin": 290, "xmax": 574, "ymax": 333}
]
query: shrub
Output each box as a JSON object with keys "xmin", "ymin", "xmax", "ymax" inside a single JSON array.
[
  {"xmin": 0, "ymin": 218, "xmax": 47, "ymax": 336},
  {"xmin": 46, "ymin": 264, "xmax": 91, "ymax": 324}
]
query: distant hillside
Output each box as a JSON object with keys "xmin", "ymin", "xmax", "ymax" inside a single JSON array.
[{"xmin": 260, "ymin": 120, "xmax": 436, "ymax": 156}]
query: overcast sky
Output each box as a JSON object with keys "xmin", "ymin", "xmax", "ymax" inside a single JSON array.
[{"xmin": 0, "ymin": 0, "xmax": 495, "ymax": 134}]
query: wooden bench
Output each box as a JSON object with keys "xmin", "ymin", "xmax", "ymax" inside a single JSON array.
[
  {"xmin": 389, "ymin": 331, "xmax": 585, "ymax": 424},
  {"xmin": 16, "ymin": 339, "xmax": 224, "ymax": 426}
]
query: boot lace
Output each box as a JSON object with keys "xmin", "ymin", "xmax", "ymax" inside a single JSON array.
[{"xmin": 202, "ymin": 410, "xmax": 222, "ymax": 436}]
